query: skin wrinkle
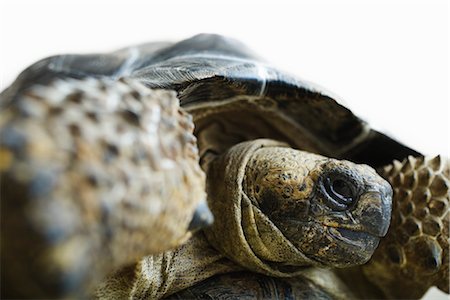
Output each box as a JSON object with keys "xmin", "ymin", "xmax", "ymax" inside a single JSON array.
[
  {"xmin": 242, "ymin": 145, "xmax": 392, "ymax": 267},
  {"xmin": 97, "ymin": 140, "xmax": 392, "ymax": 299},
  {"xmin": 2, "ymin": 33, "xmax": 446, "ymax": 299}
]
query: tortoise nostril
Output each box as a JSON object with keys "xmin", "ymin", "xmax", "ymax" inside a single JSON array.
[
  {"xmin": 356, "ymin": 191, "xmax": 392, "ymax": 237},
  {"xmin": 188, "ymin": 202, "xmax": 214, "ymax": 232}
]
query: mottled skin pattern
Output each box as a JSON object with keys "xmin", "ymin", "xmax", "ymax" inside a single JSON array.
[
  {"xmin": 0, "ymin": 78, "xmax": 211, "ymax": 298},
  {"xmin": 243, "ymin": 147, "xmax": 392, "ymax": 267},
  {"xmin": 167, "ymin": 155, "xmax": 449, "ymax": 299},
  {"xmin": 156, "ymin": 140, "xmax": 391, "ymax": 299},
  {"xmin": 92, "ymin": 140, "xmax": 391, "ymax": 299},
  {"xmin": 165, "ymin": 145, "xmax": 390, "ymax": 299},
  {"xmin": 361, "ymin": 155, "xmax": 449, "ymax": 299}
]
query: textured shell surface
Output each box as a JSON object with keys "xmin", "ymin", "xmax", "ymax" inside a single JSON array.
[{"xmin": 1, "ymin": 34, "xmax": 419, "ymax": 168}]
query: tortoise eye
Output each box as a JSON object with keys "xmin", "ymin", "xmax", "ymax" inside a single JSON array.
[
  {"xmin": 323, "ymin": 177, "xmax": 355, "ymax": 210},
  {"xmin": 332, "ymin": 179, "xmax": 353, "ymax": 199}
]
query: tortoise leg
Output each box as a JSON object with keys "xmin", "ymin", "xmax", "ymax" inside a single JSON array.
[
  {"xmin": 339, "ymin": 155, "xmax": 449, "ymax": 299},
  {"xmin": 0, "ymin": 77, "xmax": 212, "ymax": 298}
]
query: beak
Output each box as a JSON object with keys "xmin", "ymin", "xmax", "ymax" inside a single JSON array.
[
  {"xmin": 355, "ymin": 187, "xmax": 393, "ymax": 237},
  {"xmin": 188, "ymin": 201, "xmax": 214, "ymax": 232}
]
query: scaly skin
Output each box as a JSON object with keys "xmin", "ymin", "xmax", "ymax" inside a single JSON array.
[
  {"xmin": 0, "ymin": 78, "xmax": 210, "ymax": 298},
  {"xmin": 3, "ymin": 77, "xmax": 444, "ymax": 300},
  {"xmin": 243, "ymin": 146, "xmax": 392, "ymax": 267},
  {"xmin": 361, "ymin": 155, "xmax": 449, "ymax": 299},
  {"xmin": 96, "ymin": 139, "xmax": 392, "ymax": 299},
  {"xmin": 167, "ymin": 154, "xmax": 449, "ymax": 300}
]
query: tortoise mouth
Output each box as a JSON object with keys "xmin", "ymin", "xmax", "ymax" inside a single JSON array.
[
  {"xmin": 276, "ymin": 218, "xmax": 380, "ymax": 249},
  {"xmin": 327, "ymin": 226, "xmax": 379, "ymax": 248},
  {"xmin": 271, "ymin": 218, "xmax": 381, "ymax": 266}
]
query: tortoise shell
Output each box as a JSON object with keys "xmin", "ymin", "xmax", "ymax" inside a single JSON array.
[{"xmin": 1, "ymin": 33, "xmax": 419, "ymax": 167}]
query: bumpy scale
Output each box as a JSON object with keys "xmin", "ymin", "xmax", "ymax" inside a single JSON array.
[
  {"xmin": 97, "ymin": 139, "xmax": 392, "ymax": 299},
  {"xmin": 1, "ymin": 34, "xmax": 445, "ymax": 299},
  {"xmin": 362, "ymin": 155, "xmax": 449, "ymax": 299},
  {"xmin": 167, "ymin": 154, "xmax": 449, "ymax": 300},
  {"xmin": 0, "ymin": 78, "xmax": 210, "ymax": 298}
]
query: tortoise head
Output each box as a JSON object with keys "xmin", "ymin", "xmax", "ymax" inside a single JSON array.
[{"xmin": 243, "ymin": 146, "xmax": 392, "ymax": 267}]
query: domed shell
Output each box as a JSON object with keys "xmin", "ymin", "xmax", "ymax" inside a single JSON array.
[{"xmin": 1, "ymin": 34, "xmax": 419, "ymax": 167}]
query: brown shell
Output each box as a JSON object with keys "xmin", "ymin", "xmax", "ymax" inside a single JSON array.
[{"xmin": 166, "ymin": 272, "xmax": 334, "ymax": 300}]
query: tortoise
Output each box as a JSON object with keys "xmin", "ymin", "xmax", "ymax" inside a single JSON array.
[{"xmin": 0, "ymin": 34, "xmax": 447, "ymax": 299}]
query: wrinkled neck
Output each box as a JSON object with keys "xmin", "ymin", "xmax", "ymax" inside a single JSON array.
[{"xmin": 96, "ymin": 233, "xmax": 240, "ymax": 299}]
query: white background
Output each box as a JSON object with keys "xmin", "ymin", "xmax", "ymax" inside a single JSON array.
[{"xmin": 0, "ymin": 0, "xmax": 448, "ymax": 298}]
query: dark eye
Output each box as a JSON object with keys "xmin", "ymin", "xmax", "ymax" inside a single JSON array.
[
  {"xmin": 324, "ymin": 177, "xmax": 355, "ymax": 210},
  {"xmin": 332, "ymin": 179, "xmax": 353, "ymax": 199}
]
